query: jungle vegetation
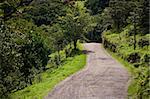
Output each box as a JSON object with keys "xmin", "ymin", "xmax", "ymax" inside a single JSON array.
[{"xmin": 0, "ymin": 0, "xmax": 149, "ymax": 98}]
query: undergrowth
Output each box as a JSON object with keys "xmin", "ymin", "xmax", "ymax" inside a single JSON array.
[
  {"xmin": 10, "ymin": 43, "xmax": 86, "ymax": 99},
  {"xmin": 103, "ymin": 25, "xmax": 150, "ymax": 99}
]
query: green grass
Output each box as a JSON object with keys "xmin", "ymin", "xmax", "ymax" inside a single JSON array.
[
  {"xmin": 105, "ymin": 46, "xmax": 149, "ymax": 99},
  {"xmin": 104, "ymin": 47, "xmax": 136, "ymax": 74},
  {"xmin": 10, "ymin": 44, "xmax": 86, "ymax": 99},
  {"xmin": 104, "ymin": 46, "xmax": 142, "ymax": 98},
  {"xmin": 103, "ymin": 26, "xmax": 150, "ymax": 98}
]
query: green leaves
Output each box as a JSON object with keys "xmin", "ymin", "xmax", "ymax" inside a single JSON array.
[
  {"xmin": 23, "ymin": 0, "xmax": 67, "ymax": 26},
  {"xmin": 0, "ymin": 0, "xmax": 34, "ymax": 20},
  {"xmin": 0, "ymin": 19, "xmax": 50, "ymax": 98},
  {"xmin": 85, "ymin": 0, "xmax": 110, "ymax": 15},
  {"xmin": 0, "ymin": 1, "xmax": 94, "ymax": 98},
  {"xmin": 61, "ymin": 3, "xmax": 94, "ymax": 43}
]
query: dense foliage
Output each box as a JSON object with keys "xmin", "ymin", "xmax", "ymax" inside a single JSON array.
[
  {"xmin": 98, "ymin": 0, "xmax": 149, "ymax": 98},
  {"xmin": 0, "ymin": 0, "xmax": 149, "ymax": 98},
  {"xmin": 0, "ymin": 19, "xmax": 50, "ymax": 97},
  {"xmin": 23, "ymin": 0, "xmax": 67, "ymax": 26},
  {"xmin": 85, "ymin": 0, "xmax": 110, "ymax": 15},
  {"xmin": 0, "ymin": 0, "xmax": 93, "ymax": 98}
]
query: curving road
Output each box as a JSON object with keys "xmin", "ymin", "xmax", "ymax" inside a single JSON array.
[{"xmin": 45, "ymin": 43, "xmax": 129, "ymax": 99}]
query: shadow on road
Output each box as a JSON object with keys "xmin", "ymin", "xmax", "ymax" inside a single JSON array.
[{"xmin": 82, "ymin": 50, "xmax": 95, "ymax": 54}]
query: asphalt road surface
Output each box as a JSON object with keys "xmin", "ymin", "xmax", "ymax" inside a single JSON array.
[{"xmin": 45, "ymin": 43, "xmax": 129, "ymax": 99}]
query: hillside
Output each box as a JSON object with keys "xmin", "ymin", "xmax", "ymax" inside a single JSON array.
[{"xmin": 0, "ymin": 0, "xmax": 149, "ymax": 99}]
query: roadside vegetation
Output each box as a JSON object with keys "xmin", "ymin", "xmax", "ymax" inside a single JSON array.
[
  {"xmin": 85, "ymin": 0, "xmax": 149, "ymax": 98},
  {"xmin": 0, "ymin": 0, "xmax": 92, "ymax": 98},
  {"xmin": 10, "ymin": 43, "xmax": 86, "ymax": 99},
  {"xmin": 0, "ymin": 0, "xmax": 149, "ymax": 98},
  {"xmin": 100, "ymin": 1, "xmax": 149, "ymax": 99},
  {"xmin": 103, "ymin": 30, "xmax": 149, "ymax": 98}
]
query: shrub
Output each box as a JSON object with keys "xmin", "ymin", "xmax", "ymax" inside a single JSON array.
[
  {"xmin": 135, "ymin": 66, "xmax": 150, "ymax": 98},
  {"xmin": 103, "ymin": 39, "xmax": 117, "ymax": 52},
  {"xmin": 141, "ymin": 53, "xmax": 150, "ymax": 64},
  {"xmin": 126, "ymin": 52, "xmax": 141, "ymax": 63},
  {"xmin": 0, "ymin": 21, "xmax": 50, "ymax": 98},
  {"xmin": 138, "ymin": 38, "xmax": 149, "ymax": 48}
]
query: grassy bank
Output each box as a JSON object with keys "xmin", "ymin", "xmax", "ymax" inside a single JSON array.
[
  {"xmin": 104, "ymin": 48, "xmax": 137, "ymax": 94},
  {"xmin": 106, "ymin": 49, "xmax": 149, "ymax": 98},
  {"xmin": 106, "ymin": 44, "xmax": 150, "ymax": 99},
  {"xmin": 104, "ymin": 48, "xmax": 135, "ymax": 74},
  {"xmin": 103, "ymin": 26, "xmax": 149, "ymax": 98},
  {"xmin": 10, "ymin": 44, "xmax": 86, "ymax": 99},
  {"xmin": 103, "ymin": 41, "xmax": 137, "ymax": 97}
]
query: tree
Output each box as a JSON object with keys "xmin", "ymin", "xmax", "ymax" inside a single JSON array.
[
  {"xmin": 90, "ymin": 8, "xmax": 113, "ymax": 42},
  {"xmin": 0, "ymin": 0, "xmax": 33, "ymax": 20},
  {"xmin": 85, "ymin": 0, "xmax": 110, "ymax": 15},
  {"xmin": 108, "ymin": 0, "xmax": 128, "ymax": 32},
  {"xmin": 23, "ymin": 0, "xmax": 67, "ymax": 26},
  {"xmin": 61, "ymin": 3, "xmax": 94, "ymax": 50},
  {"xmin": 139, "ymin": 0, "xmax": 149, "ymax": 34},
  {"xmin": 127, "ymin": 1, "xmax": 143, "ymax": 50},
  {"xmin": 0, "ymin": 19, "xmax": 50, "ymax": 97},
  {"xmin": 49, "ymin": 24, "xmax": 66, "ymax": 65}
]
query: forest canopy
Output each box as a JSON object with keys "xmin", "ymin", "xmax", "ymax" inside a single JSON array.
[{"xmin": 0, "ymin": 0, "xmax": 149, "ymax": 98}]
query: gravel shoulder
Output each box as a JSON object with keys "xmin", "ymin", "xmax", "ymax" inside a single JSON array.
[{"xmin": 45, "ymin": 43, "xmax": 129, "ymax": 99}]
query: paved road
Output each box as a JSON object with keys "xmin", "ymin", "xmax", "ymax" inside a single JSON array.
[{"xmin": 45, "ymin": 43, "xmax": 129, "ymax": 99}]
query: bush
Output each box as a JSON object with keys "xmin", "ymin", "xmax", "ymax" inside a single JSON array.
[
  {"xmin": 138, "ymin": 38, "xmax": 149, "ymax": 48},
  {"xmin": 0, "ymin": 21, "xmax": 50, "ymax": 98},
  {"xmin": 141, "ymin": 53, "xmax": 150, "ymax": 64},
  {"xmin": 126, "ymin": 52, "xmax": 141, "ymax": 63},
  {"xmin": 135, "ymin": 66, "xmax": 150, "ymax": 98},
  {"xmin": 103, "ymin": 37, "xmax": 117, "ymax": 52},
  {"xmin": 103, "ymin": 19, "xmax": 149, "ymax": 99}
]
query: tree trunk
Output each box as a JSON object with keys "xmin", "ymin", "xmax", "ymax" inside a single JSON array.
[
  {"xmin": 65, "ymin": 48, "xmax": 68, "ymax": 58},
  {"xmin": 57, "ymin": 50, "xmax": 60, "ymax": 64},
  {"xmin": 29, "ymin": 78, "xmax": 32, "ymax": 85},
  {"xmin": 69, "ymin": 43, "xmax": 72, "ymax": 50},
  {"xmin": 133, "ymin": 26, "xmax": 136, "ymax": 50},
  {"xmin": 73, "ymin": 39, "xmax": 77, "ymax": 50}
]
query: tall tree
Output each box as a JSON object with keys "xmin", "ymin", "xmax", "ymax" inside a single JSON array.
[
  {"xmin": 108, "ymin": 0, "xmax": 128, "ymax": 32},
  {"xmin": 0, "ymin": 19, "xmax": 50, "ymax": 97},
  {"xmin": 23, "ymin": 0, "xmax": 67, "ymax": 26},
  {"xmin": 139, "ymin": 0, "xmax": 149, "ymax": 34},
  {"xmin": 0, "ymin": 0, "xmax": 33, "ymax": 20},
  {"xmin": 127, "ymin": 1, "xmax": 143, "ymax": 50},
  {"xmin": 85, "ymin": 0, "xmax": 110, "ymax": 15},
  {"xmin": 61, "ymin": 2, "xmax": 94, "ymax": 49},
  {"xmin": 49, "ymin": 23, "xmax": 65, "ymax": 65}
]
